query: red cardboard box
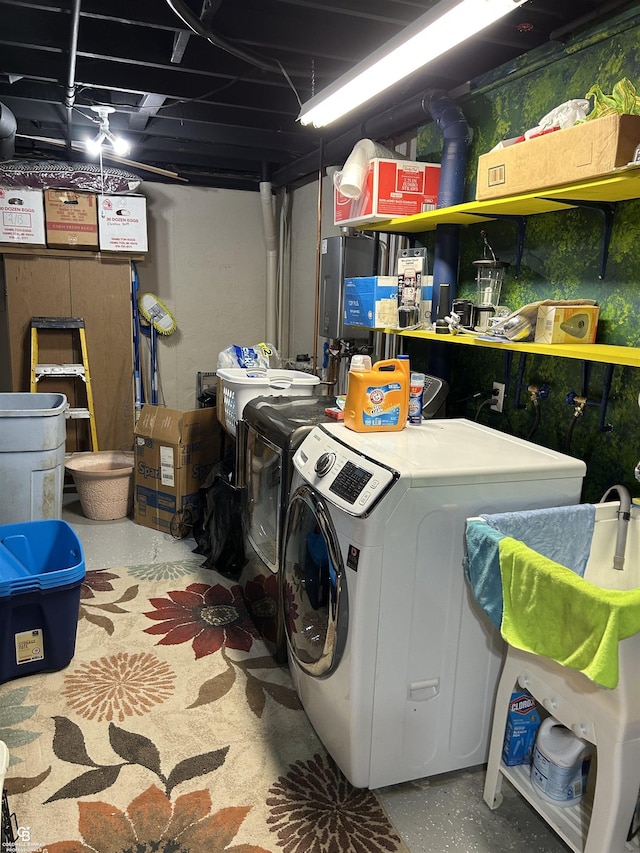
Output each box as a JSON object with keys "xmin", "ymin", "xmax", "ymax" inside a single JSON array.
[{"xmin": 334, "ymin": 159, "xmax": 440, "ymax": 226}]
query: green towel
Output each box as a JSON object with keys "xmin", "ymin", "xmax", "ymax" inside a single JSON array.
[{"xmin": 499, "ymin": 537, "xmax": 640, "ymax": 689}]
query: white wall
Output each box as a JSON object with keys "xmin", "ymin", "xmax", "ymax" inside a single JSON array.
[
  {"xmin": 134, "ymin": 155, "xmax": 396, "ymax": 408},
  {"xmin": 136, "ymin": 183, "xmax": 267, "ymax": 410}
]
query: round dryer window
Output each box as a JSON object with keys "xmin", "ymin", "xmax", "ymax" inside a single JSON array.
[{"xmin": 282, "ymin": 485, "xmax": 348, "ymax": 677}]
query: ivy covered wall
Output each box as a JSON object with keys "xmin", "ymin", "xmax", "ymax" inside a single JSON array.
[{"xmin": 410, "ymin": 9, "xmax": 640, "ymax": 502}]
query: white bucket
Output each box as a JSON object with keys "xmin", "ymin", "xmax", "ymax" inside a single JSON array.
[{"xmin": 531, "ymin": 717, "xmax": 591, "ymax": 807}]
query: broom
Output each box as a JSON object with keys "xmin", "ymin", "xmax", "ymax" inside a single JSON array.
[{"xmin": 137, "ymin": 292, "xmax": 178, "ymax": 405}]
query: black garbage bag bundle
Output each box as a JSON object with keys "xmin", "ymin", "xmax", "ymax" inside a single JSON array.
[{"xmin": 192, "ymin": 454, "xmax": 246, "ymax": 579}]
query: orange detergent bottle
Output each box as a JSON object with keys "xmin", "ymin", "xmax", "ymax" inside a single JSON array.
[{"xmin": 344, "ymin": 356, "xmax": 409, "ymax": 432}]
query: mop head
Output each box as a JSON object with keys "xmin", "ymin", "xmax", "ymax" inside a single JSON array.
[{"xmin": 138, "ymin": 292, "xmax": 177, "ymax": 335}]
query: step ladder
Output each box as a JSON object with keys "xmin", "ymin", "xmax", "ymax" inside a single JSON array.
[{"xmin": 30, "ymin": 317, "xmax": 99, "ymax": 451}]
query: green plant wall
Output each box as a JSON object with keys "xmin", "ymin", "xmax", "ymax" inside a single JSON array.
[{"xmin": 411, "ymin": 10, "xmax": 640, "ymax": 502}]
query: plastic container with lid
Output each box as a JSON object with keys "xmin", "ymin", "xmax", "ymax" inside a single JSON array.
[
  {"xmin": 344, "ymin": 357, "xmax": 408, "ymax": 433},
  {"xmin": 0, "ymin": 519, "xmax": 85, "ymax": 682},
  {"xmin": 530, "ymin": 716, "xmax": 591, "ymax": 807},
  {"xmin": 0, "ymin": 392, "xmax": 68, "ymax": 524}
]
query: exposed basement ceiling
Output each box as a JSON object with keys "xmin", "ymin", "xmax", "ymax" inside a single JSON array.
[{"xmin": 0, "ymin": 0, "xmax": 635, "ymax": 190}]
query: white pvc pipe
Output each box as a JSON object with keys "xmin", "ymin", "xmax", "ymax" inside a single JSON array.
[
  {"xmin": 260, "ymin": 181, "xmax": 278, "ymax": 347},
  {"xmin": 333, "ymin": 138, "xmax": 400, "ymax": 198},
  {"xmin": 277, "ymin": 188, "xmax": 291, "ymax": 359},
  {"xmin": 333, "ymin": 138, "xmax": 377, "ymax": 198}
]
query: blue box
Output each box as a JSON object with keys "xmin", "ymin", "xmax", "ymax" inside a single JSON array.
[
  {"xmin": 344, "ymin": 276, "xmax": 398, "ymax": 328},
  {"xmin": 502, "ymin": 690, "xmax": 541, "ymax": 766},
  {"xmin": 0, "ymin": 519, "xmax": 85, "ymax": 683}
]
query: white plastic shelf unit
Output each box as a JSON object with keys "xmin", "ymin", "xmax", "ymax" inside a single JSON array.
[{"xmin": 483, "ymin": 642, "xmax": 640, "ymax": 853}]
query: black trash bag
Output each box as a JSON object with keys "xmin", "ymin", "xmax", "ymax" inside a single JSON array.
[{"xmin": 192, "ymin": 458, "xmax": 246, "ymax": 579}]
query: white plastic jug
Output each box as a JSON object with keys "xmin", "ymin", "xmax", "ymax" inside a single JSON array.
[{"xmin": 531, "ymin": 716, "xmax": 591, "ymax": 807}]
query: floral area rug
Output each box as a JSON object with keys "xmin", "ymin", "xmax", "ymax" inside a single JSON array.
[{"xmin": 0, "ymin": 558, "xmax": 410, "ymax": 853}]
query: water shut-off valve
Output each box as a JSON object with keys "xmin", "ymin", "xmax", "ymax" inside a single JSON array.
[
  {"xmin": 528, "ymin": 384, "xmax": 550, "ymax": 405},
  {"xmin": 566, "ymin": 390, "xmax": 588, "ymax": 417}
]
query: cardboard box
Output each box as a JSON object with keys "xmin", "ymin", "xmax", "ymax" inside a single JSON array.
[
  {"xmin": 134, "ymin": 404, "xmax": 222, "ymax": 533},
  {"xmin": 344, "ymin": 276, "xmax": 398, "ymax": 328},
  {"xmin": 534, "ymin": 304, "xmax": 600, "ymax": 344},
  {"xmin": 0, "ymin": 188, "xmax": 46, "ymax": 246},
  {"xmin": 98, "ymin": 194, "xmax": 148, "ymax": 252},
  {"xmin": 334, "ymin": 159, "xmax": 440, "ymax": 226},
  {"xmin": 44, "ymin": 189, "xmax": 99, "ymax": 249},
  {"xmin": 476, "ymin": 114, "xmax": 640, "ymax": 201},
  {"xmin": 502, "ymin": 691, "xmax": 541, "ymax": 767}
]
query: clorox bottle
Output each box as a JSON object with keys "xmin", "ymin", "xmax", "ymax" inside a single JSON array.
[
  {"xmin": 530, "ymin": 717, "xmax": 591, "ymax": 807},
  {"xmin": 344, "ymin": 356, "xmax": 408, "ymax": 432}
]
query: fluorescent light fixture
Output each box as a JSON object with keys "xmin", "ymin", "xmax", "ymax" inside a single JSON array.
[
  {"xmin": 298, "ymin": 0, "xmax": 529, "ymax": 128},
  {"xmin": 86, "ymin": 105, "xmax": 131, "ymax": 157}
]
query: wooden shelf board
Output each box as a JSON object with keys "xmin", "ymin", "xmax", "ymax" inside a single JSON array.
[{"xmin": 0, "ymin": 245, "xmax": 145, "ymax": 261}]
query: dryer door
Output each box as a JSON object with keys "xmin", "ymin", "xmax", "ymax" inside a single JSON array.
[
  {"xmin": 245, "ymin": 425, "xmax": 284, "ymax": 572},
  {"xmin": 282, "ymin": 484, "xmax": 348, "ymax": 677}
]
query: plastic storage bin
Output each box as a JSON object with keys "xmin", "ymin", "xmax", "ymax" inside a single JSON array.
[
  {"xmin": 0, "ymin": 519, "xmax": 85, "ymax": 683},
  {"xmin": 216, "ymin": 368, "xmax": 320, "ymax": 437},
  {"xmin": 0, "ymin": 393, "xmax": 68, "ymax": 524}
]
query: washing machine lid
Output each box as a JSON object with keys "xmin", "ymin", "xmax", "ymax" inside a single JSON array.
[
  {"xmin": 242, "ymin": 394, "xmax": 333, "ymax": 450},
  {"xmin": 302, "ymin": 419, "xmax": 586, "ymax": 489}
]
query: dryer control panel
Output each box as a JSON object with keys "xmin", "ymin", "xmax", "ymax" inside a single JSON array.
[{"xmin": 293, "ymin": 427, "xmax": 397, "ymax": 516}]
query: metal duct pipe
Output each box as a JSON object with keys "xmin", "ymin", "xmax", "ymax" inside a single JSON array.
[
  {"xmin": 64, "ymin": 0, "xmax": 82, "ymax": 153},
  {"xmin": 423, "ymin": 92, "xmax": 470, "ymax": 379},
  {"xmin": 428, "ymin": 91, "xmax": 470, "ymax": 320},
  {"xmin": 0, "ymin": 102, "xmax": 17, "ymax": 161}
]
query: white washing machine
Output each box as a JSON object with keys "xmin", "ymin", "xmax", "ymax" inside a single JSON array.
[{"xmin": 282, "ymin": 419, "xmax": 586, "ymax": 789}]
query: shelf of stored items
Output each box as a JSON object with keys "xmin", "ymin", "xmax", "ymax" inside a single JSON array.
[
  {"xmin": 376, "ymin": 328, "xmax": 640, "ymax": 368},
  {"xmin": 499, "ymin": 763, "xmax": 594, "ymax": 853},
  {"xmin": 483, "ymin": 637, "xmax": 640, "ymax": 853},
  {"xmin": 358, "ymin": 166, "xmax": 640, "ymax": 234}
]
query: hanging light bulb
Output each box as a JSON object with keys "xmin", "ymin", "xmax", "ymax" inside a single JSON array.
[
  {"xmin": 85, "ymin": 131, "xmax": 106, "ymax": 156},
  {"xmin": 86, "ymin": 106, "xmax": 131, "ymax": 157},
  {"xmin": 105, "ymin": 130, "xmax": 130, "ymax": 156}
]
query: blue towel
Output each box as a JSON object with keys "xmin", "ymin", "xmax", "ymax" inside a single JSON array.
[
  {"xmin": 464, "ymin": 519, "xmax": 505, "ymax": 630},
  {"xmin": 481, "ymin": 504, "xmax": 595, "ymax": 578}
]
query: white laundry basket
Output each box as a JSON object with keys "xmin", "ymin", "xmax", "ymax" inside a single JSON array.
[{"xmin": 216, "ymin": 368, "xmax": 321, "ymax": 437}]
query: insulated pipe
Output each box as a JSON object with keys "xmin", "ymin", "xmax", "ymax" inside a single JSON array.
[
  {"xmin": 259, "ymin": 181, "xmax": 279, "ymax": 348},
  {"xmin": 0, "ymin": 103, "xmax": 16, "ymax": 161},
  {"xmin": 427, "ymin": 90, "xmax": 471, "ymax": 319},
  {"xmin": 165, "ymin": 0, "xmax": 287, "ymax": 75}
]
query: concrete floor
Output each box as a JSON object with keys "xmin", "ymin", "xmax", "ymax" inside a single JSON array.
[{"xmin": 63, "ymin": 496, "xmax": 570, "ymax": 853}]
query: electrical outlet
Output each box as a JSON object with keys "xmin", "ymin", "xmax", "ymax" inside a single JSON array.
[{"xmin": 491, "ymin": 382, "xmax": 505, "ymax": 413}]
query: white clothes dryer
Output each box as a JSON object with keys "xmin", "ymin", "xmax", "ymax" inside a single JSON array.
[{"xmin": 282, "ymin": 419, "xmax": 585, "ymax": 789}]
